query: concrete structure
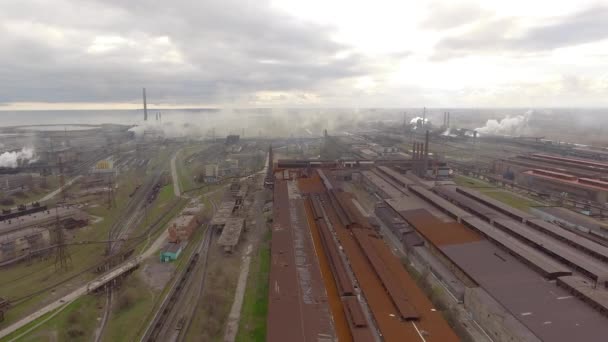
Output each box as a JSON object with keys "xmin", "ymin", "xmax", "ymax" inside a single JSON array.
[
  {"xmin": 217, "ymin": 217, "xmax": 245, "ymax": 253},
  {"xmin": 204, "ymin": 164, "xmax": 218, "ymax": 183},
  {"xmin": 0, "ymin": 173, "xmax": 37, "ymax": 194},
  {"xmin": 160, "ymin": 242, "xmax": 183, "ymax": 262},
  {"xmin": 225, "ymin": 134, "xmax": 240, "ymax": 145},
  {"xmin": 219, "ymin": 158, "xmax": 239, "ymax": 177},
  {"xmin": 0, "ymin": 206, "xmax": 89, "ymax": 235},
  {"xmin": 210, "ymin": 200, "xmax": 235, "ymax": 228},
  {"xmin": 0, "ymin": 227, "xmax": 51, "ymax": 263}
]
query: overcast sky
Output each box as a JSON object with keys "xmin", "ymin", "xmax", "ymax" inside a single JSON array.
[{"xmin": 1, "ymin": 0, "xmax": 607, "ymax": 109}]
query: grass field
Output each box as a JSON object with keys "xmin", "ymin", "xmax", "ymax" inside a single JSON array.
[
  {"xmin": 235, "ymin": 237, "xmax": 270, "ymax": 342},
  {"xmin": 453, "ymin": 175, "xmax": 495, "ymax": 188},
  {"xmin": 453, "ymin": 175, "xmax": 542, "ymax": 212},
  {"xmin": 102, "ymin": 274, "xmax": 158, "ymax": 342},
  {"xmin": 482, "ymin": 190, "xmax": 541, "ymax": 212}
]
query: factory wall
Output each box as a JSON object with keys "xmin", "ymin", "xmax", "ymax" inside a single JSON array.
[{"xmin": 521, "ymin": 175, "xmax": 607, "ymax": 204}]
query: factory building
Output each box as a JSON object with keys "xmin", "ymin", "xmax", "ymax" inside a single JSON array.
[
  {"xmin": 203, "ymin": 164, "xmax": 218, "ymax": 183},
  {"xmin": 217, "ymin": 217, "xmax": 245, "ymax": 253},
  {"xmin": 521, "ymin": 169, "xmax": 608, "ymax": 204},
  {"xmin": 0, "ymin": 227, "xmax": 51, "ymax": 264},
  {"xmin": 159, "ymin": 242, "xmax": 184, "ymax": 262},
  {"xmin": 0, "ymin": 174, "xmax": 38, "ymax": 194},
  {"xmin": 0, "ymin": 206, "xmax": 89, "ymax": 235},
  {"xmin": 167, "ymin": 215, "xmax": 198, "ymax": 243},
  {"xmin": 494, "ymin": 153, "xmax": 608, "ymax": 204}
]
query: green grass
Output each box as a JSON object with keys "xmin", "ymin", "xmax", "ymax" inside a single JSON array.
[
  {"xmin": 0, "ymin": 169, "xmax": 165, "ymax": 328},
  {"xmin": 0, "ymin": 302, "xmax": 61, "ymax": 342},
  {"xmin": 18, "ymin": 295, "xmax": 100, "ymax": 342},
  {"xmin": 103, "ymin": 275, "xmax": 157, "ymax": 342},
  {"xmin": 482, "ymin": 190, "xmax": 541, "ymax": 212},
  {"xmin": 235, "ymin": 236, "xmax": 270, "ymax": 342},
  {"xmin": 453, "ymin": 175, "xmax": 495, "ymax": 188},
  {"xmin": 453, "ymin": 175, "xmax": 541, "ymax": 212}
]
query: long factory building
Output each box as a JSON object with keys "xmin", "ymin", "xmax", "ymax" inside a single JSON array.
[
  {"xmin": 267, "ymin": 167, "xmax": 458, "ymax": 342},
  {"xmin": 359, "ymin": 164, "xmax": 608, "ymax": 341}
]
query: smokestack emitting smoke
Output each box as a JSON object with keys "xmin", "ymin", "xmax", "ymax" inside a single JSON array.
[
  {"xmin": 0, "ymin": 148, "xmax": 36, "ymax": 168},
  {"xmin": 143, "ymin": 88, "xmax": 148, "ymax": 121}
]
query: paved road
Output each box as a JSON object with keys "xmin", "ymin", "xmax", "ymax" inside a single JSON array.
[
  {"xmin": 171, "ymin": 152, "xmax": 181, "ymax": 198},
  {"xmin": 40, "ymin": 175, "xmax": 82, "ymax": 202}
]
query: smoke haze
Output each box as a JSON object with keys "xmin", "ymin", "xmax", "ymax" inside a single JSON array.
[
  {"xmin": 0, "ymin": 147, "xmax": 36, "ymax": 168},
  {"xmin": 475, "ymin": 110, "xmax": 533, "ymax": 136}
]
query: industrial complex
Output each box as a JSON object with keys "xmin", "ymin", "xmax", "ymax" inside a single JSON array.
[{"xmin": 2, "ymin": 105, "xmax": 608, "ymax": 342}]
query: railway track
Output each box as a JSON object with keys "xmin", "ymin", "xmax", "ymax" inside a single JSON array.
[{"xmin": 140, "ymin": 226, "xmax": 214, "ymax": 342}]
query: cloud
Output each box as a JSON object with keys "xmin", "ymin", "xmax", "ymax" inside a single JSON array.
[
  {"xmin": 420, "ymin": 2, "xmax": 489, "ymax": 30},
  {"xmin": 0, "ymin": 0, "xmax": 369, "ymax": 105},
  {"xmin": 433, "ymin": 6, "xmax": 608, "ymax": 59}
]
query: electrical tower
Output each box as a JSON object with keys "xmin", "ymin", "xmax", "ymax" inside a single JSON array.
[
  {"xmin": 53, "ymin": 204, "xmax": 71, "ymax": 271},
  {"xmin": 53, "ymin": 140, "xmax": 71, "ymax": 271},
  {"xmin": 58, "ymin": 155, "xmax": 67, "ymax": 202},
  {"xmin": 107, "ymin": 174, "xmax": 116, "ymax": 209}
]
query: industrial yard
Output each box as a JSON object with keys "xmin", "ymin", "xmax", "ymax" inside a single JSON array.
[{"xmin": 2, "ymin": 106, "xmax": 608, "ymax": 342}]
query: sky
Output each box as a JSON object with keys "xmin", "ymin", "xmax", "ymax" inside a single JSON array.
[{"xmin": 1, "ymin": 0, "xmax": 607, "ymax": 109}]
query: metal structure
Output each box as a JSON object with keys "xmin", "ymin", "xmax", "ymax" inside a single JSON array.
[
  {"xmin": 143, "ymin": 88, "xmax": 148, "ymax": 121},
  {"xmin": 53, "ymin": 204, "xmax": 72, "ymax": 272}
]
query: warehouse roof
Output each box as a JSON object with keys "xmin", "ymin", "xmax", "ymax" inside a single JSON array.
[{"xmin": 441, "ymin": 240, "xmax": 608, "ymax": 342}]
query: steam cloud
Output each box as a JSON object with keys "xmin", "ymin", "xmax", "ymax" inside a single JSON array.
[
  {"xmin": 0, "ymin": 147, "xmax": 36, "ymax": 168},
  {"xmin": 409, "ymin": 116, "xmax": 429, "ymax": 125},
  {"xmin": 476, "ymin": 110, "xmax": 533, "ymax": 136},
  {"xmin": 127, "ymin": 109, "xmax": 368, "ymax": 139}
]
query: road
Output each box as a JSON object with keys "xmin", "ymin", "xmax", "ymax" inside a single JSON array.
[
  {"xmin": 171, "ymin": 152, "xmax": 182, "ymax": 198},
  {"xmin": 39, "ymin": 175, "xmax": 82, "ymax": 202}
]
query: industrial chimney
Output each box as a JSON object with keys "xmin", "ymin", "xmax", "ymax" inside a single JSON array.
[{"xmin": 143, "ymin": 88, "xmax": 148, "ymax": 121}]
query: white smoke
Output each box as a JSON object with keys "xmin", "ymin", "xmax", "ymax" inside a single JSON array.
[
  {"xmin": 0, "ymin": 147, "xmax": 36, "ymax": 168},
  {"xmin": 410, "ymin": 116, "xmax": 429, "ymax": 125},
  {"xmin": 476, "ymin": 110, "xmax": 533, "ymax": 136}
]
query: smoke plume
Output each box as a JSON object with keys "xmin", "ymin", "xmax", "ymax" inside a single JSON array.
[
  {"xmin": 0, "ymin": 147, "xmax": 36, "ymax": 168},
  {"xmin": 476, "ymin": 110, "xmax": 533, "ymax": 136}
]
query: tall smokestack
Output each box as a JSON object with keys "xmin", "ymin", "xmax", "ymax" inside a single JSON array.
[
  {"xmin": 143, "ymin": 88, "xmax": 148, "ymax": 121},
  {"xmin": 447, "ymin": 112, "xmax": 450, "ymax": 128},
  {"xmin": 422, "ymin": 107, "xmax": 426, "ymax": 127}
]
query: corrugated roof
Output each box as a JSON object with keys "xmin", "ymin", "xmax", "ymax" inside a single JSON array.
[{"xmin": 441, "ymin": 240, "xmax": 608, "ymax": 342}]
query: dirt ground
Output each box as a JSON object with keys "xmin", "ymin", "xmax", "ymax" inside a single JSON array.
[{"xmin": 139, "ymin": 261, "xmax": 175, "ymax": 291}]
